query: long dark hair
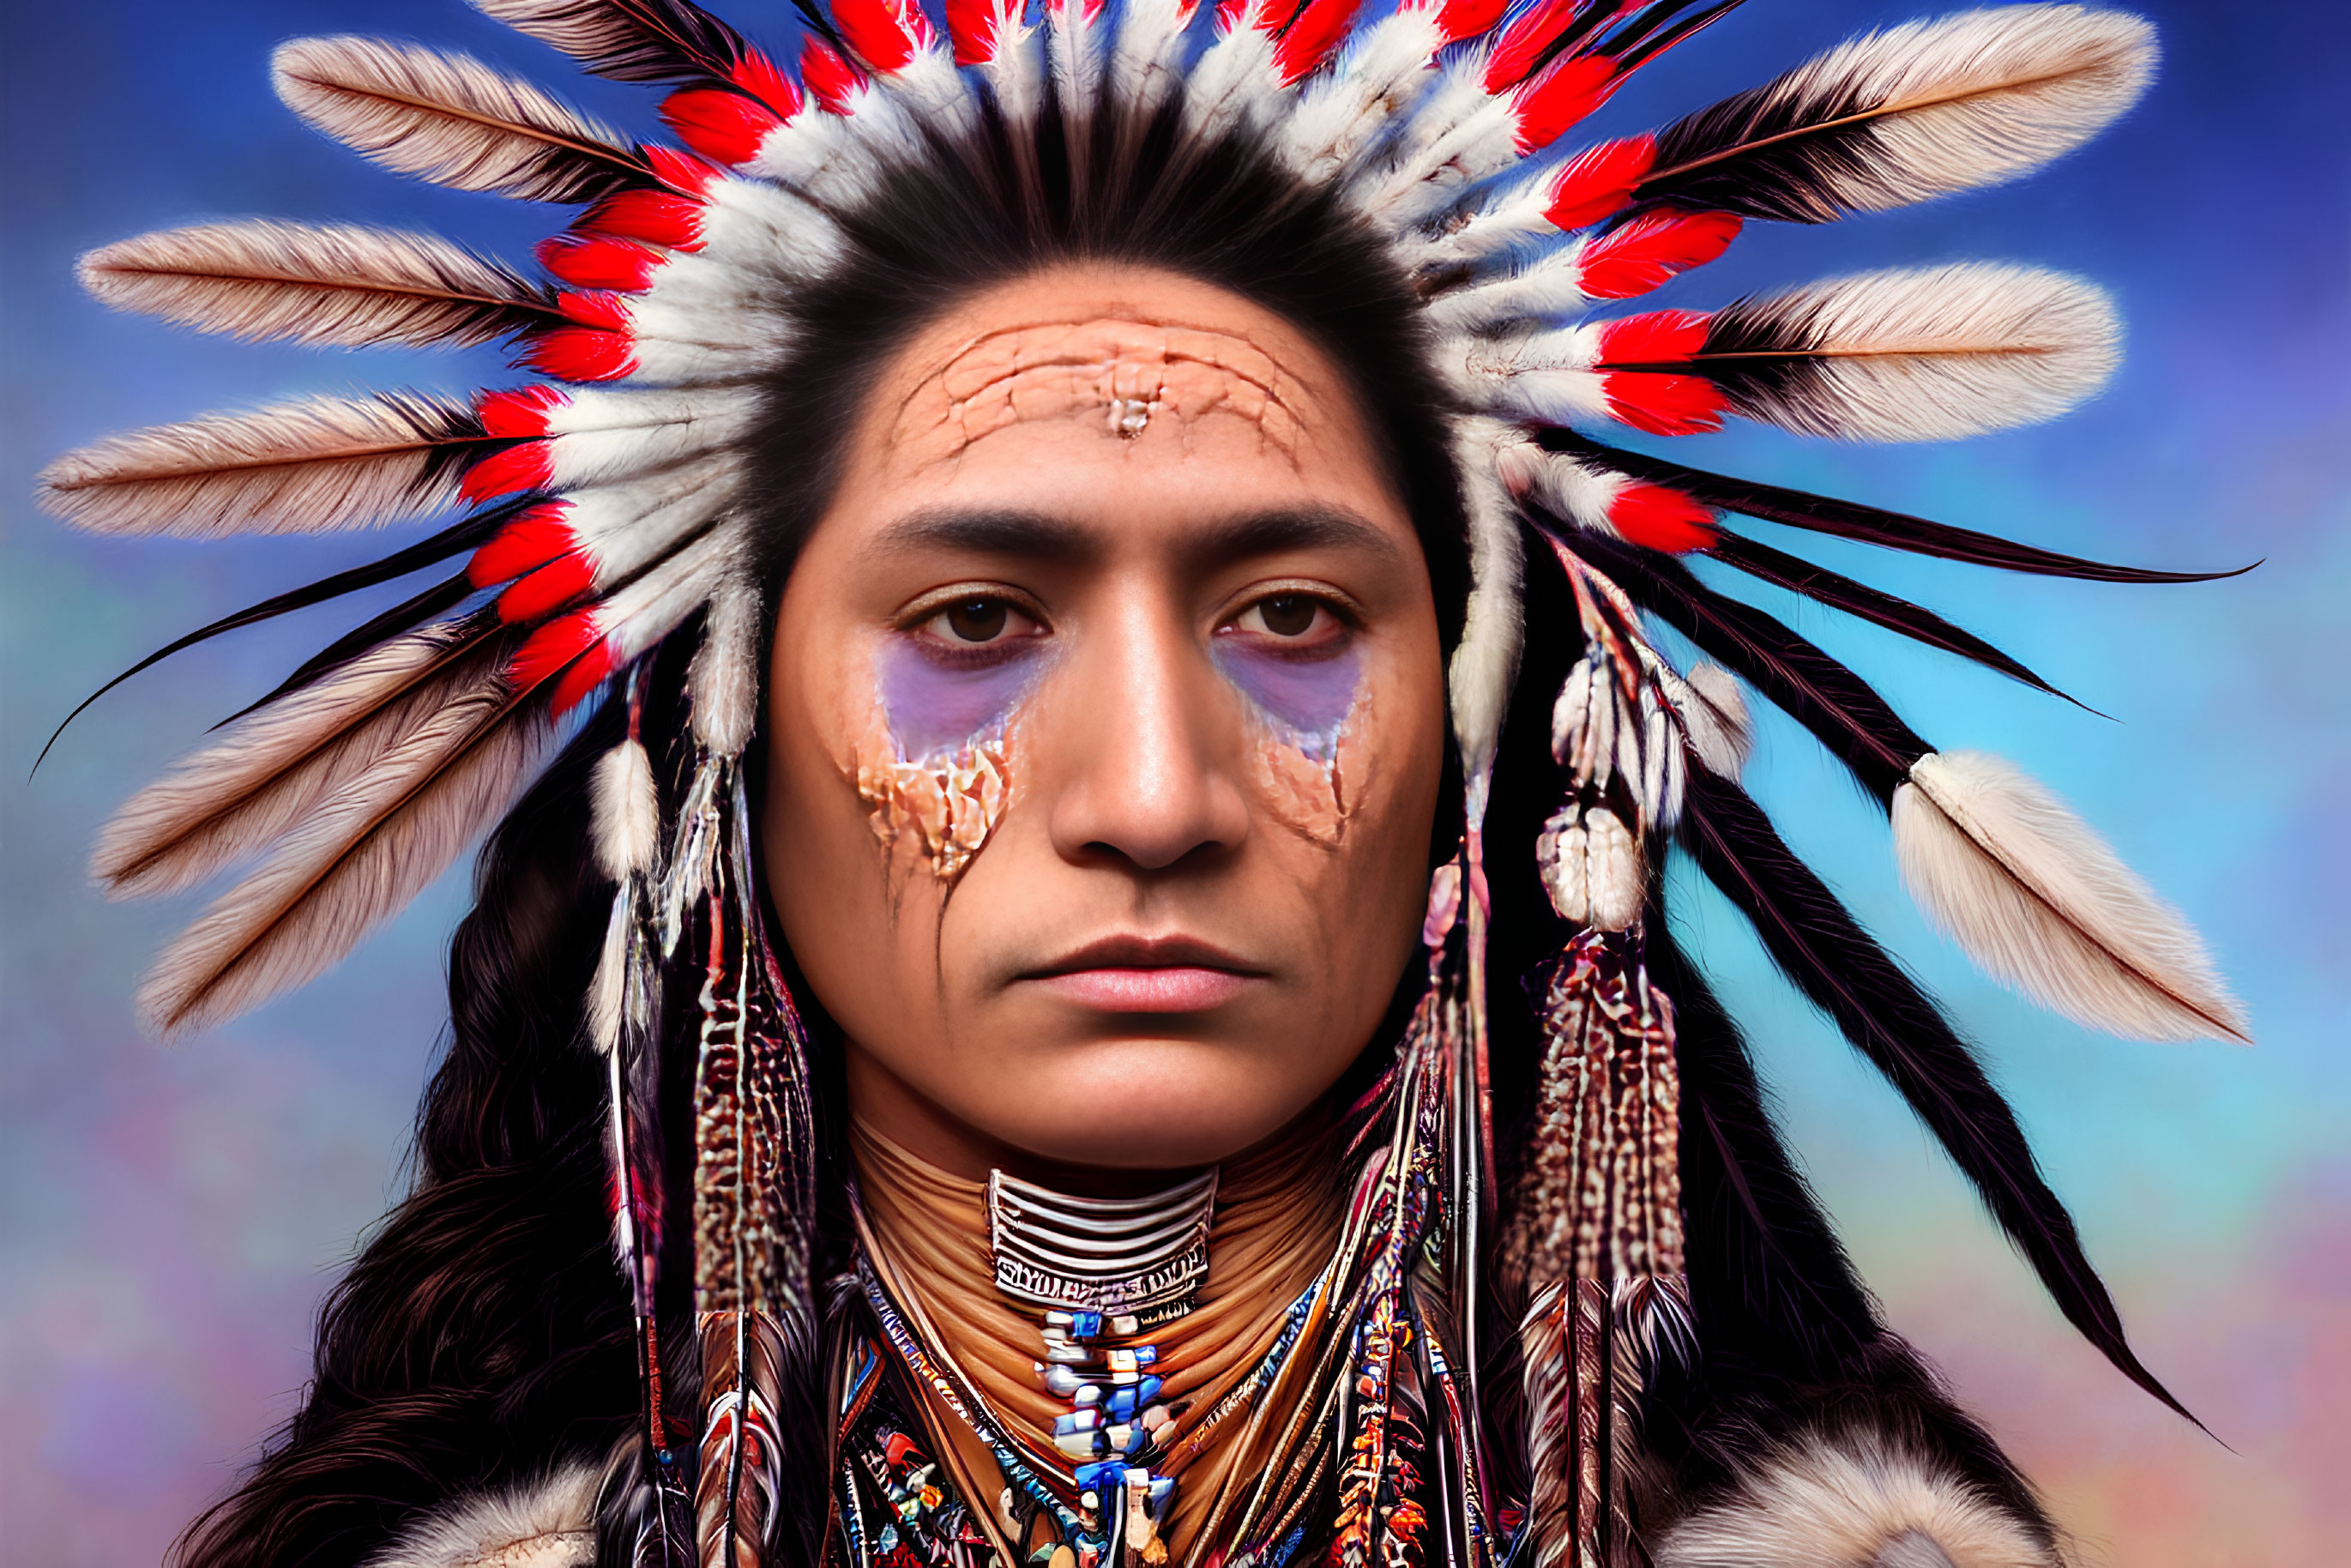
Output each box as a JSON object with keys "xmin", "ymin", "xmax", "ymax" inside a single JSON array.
[{"xmin": 172, "ymin": 92, "xmax": 2047, "ymax": 1568}]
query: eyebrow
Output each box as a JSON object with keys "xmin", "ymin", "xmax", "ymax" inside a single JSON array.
[{"xmin": 859, "ymin": 503, "xmax": 1406, "ymax": 570}]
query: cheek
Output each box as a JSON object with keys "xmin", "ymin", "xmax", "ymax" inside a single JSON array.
[
  {"xmin": 847, "ymin": 641, "xmax": 1046, "ymax": 882},
  {"xmin": 1214, "ymin": 642, "xmax": 1368, "ymax": 844}
]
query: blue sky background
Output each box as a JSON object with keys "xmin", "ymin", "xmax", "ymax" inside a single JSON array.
[{"xmin": 3, "ymin": 2, "xmax": 2344, "ymax": 1562}]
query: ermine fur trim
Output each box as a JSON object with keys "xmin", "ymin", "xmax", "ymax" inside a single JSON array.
[
  {"xmin": 360, "ymin": 1461, "xmax": 599, "ymax": 1568},
  {"xmin": 1655, "ymin": 1432, "xmax": 2056, "ymax": 1568}
]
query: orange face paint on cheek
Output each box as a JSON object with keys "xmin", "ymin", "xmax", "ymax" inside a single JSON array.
[{"xmin": 847, "ymin": 639, "xmax": 1041, "ymax": 882}]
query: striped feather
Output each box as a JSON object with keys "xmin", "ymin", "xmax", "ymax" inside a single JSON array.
[
  {"xmin": 274, "ymin": 35, "xmax": 654, "ymax": 202},
  {"xmin": 37, "ymin": 393, "xmax": 486, "ymax": 537},
  {"xmin": 136, "ymin": 634, "xmax": 548, "ymax": 1034},
  {"xmin": 78, "ymin": 221, "xmax": 559, "ymax": 350}
]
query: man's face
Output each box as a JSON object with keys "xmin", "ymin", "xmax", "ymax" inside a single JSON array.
[{"xmin": 763, "ymin": 264, "xmax": 1447, "ymax": 1175}]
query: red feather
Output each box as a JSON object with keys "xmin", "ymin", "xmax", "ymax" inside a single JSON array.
[
  {"xmin": 1608, "ymin": 481, "xmax": 1718, "ymax": 551},
  {"xmin": 1275, "ymin": 0, "xmax": 1362, "ymax": 85},
  {"xmin": 538, "ymin": 233, "xmax": 662, "ymax": 292},
  {"xmin": 468, "ymin": 503, "xmax": 577, "ymax": 586},
  {"xmin": 1546, "ymin": 134, "xmax": 1655, "ymax": 230},
  {"xmin": 831, "ymin": 0, "xmax": 930, "ymax": 72},
  {"xmin": 1512, "ymin": 53, "xmax": 1618, "ymax": 154},
  {"xmin": 1600, "ymin": 371, "xmax": 1723, "ymax": 437},
  {"xmin": 497, "ymin": 550, "xmax": 596, "ymax": 622},
  {"xmin": 660, "ymin": 87, "xmax": 781, "ymax": 166},
  {"xmin": 1594, "ymin": 308, "xmax": 1711, "ymax": 365},
  {"xmin": 1576, "ymin": 208, "xmax": 1741, "ymax": 299}
]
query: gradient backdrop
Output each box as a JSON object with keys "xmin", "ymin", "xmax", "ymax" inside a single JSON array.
[{"xmin": 3, "ymin": 1, "xmax": 2344, "ymax": 1562}]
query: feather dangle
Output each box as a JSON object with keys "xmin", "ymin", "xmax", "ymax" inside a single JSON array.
[
  {"xmin": 1894, "ymin": 750, "xmax": 2248, "ymax": 1042},
  {"xmin": 1505, "ymin": 544, "xmax": 1697, "ymax": 1568},
  {"xmin": 691, "ymin": 770, "xmax": 820, "ymax": 1568}
]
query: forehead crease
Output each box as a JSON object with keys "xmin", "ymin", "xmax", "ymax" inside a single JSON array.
[{"xmin": 886, "ymin": 313, "xmax": 1323, "ymax": 463}]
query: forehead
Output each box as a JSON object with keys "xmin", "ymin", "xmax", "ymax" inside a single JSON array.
[{"xmin": 826, "ymin": 264, "xmax": 1402, "ymax": 541}]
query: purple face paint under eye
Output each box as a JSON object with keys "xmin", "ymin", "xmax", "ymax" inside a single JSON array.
[
  {"xmin": 1213, "ymin": 639, "xmax": 1362, "ymax": 761},
  {"xmin": 876, "ymin": 637, "xmax": 1046, "ymax": 762}
]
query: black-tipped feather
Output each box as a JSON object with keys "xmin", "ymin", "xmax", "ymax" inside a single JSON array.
[
  {"xmin": 1553, "ymin": 524, "xmax": 1930, "ymax": 803},
  {"xmin": 1541, "ymin": 430, "xmax": 2251, "ymax": 583},
  {"xmin": 1676, "ymin": 767, "xmax": 2203, "ymax": 1429},
  {"xmin": 474, "ymin": 0, "xmax": 761, "ymax": 87},
  {"xmin": 1703, "ymin": 529, "xmax": 2095, "ymax": 711},
  {"xmin": 221, "ymin": 581, "xmax": 487, "ymax": 731},
  {"xmin": 33, "ymin": 506, "xmax": 517, "ymax": 777}
]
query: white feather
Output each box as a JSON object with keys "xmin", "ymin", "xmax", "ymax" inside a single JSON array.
[
  {"xmin": 1279, "ymin": 8, "xmax": 1447, "ymax": 181},
  {"xmin": 592, "ymin": 737, "xmax": 660, "ymax": 881},
  {"xmin": 272, "ymin": 35, "xmax": 642, "ymax": 202},
  {"xmin": 1110, "ymin": 0, "xmax": 1195, "ymax": 115},
  {"xmin": 589, "ymin": 889, "xmax": 630, "ymax": 1056},
  {"xmin": 1893, "ymin": 750, "xmax": 2247, "ymax": 1042},
  {"xmin": 689, "ymin": 574, "xmax": 763, "ymax": 756},
  {"xmin": 37, "ymin": 392, "xmax": 476, "ymax": 537},
  {"xmin": 982, "ymin": 0, "xmax": 1047, "ymax": 124},
  {"xmin": 1423, "ymin": 239, "xmax": 1592, "ymax": 335},
  {"xmin": 77, "ymin": 221, "xmax": 551, "ymax": 349},
  {"xmin": 539, "ymin": 387, "xmax": 760, "ymax": 490},
  {"xmin": 93, "ymin": 624, "xmax": 486, "ymax": 899},
  {"xmin": 1711, "ymin": 262, "xmax": 2120, "ymax": 442},
  {"xmin": 1182, "ymin": 2, "xmax": 1281, "ymax": 142},
  {"xmin": 136, "ymin": 657, "xmax": 550, "ymax": 1034},
  {"xmin": 1673, "ymin": 4, "xmax": 2159, "ymax": 218},
  {"xmin": 1446, "ymin": 416, "xmax": 1526, "ymax": 817}
]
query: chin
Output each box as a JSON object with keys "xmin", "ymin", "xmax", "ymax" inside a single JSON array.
[{"xmin": 978, "ymin": 1038, "xmax": 1325, "ymax": 1172}]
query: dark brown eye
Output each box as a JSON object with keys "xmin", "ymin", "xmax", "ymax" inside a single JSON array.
[
  {"xmin": 942, "ymin": 599, "xmax": 1008, "ymax": 642},
  {"xmin": 1256, "ymin": 594, "xmax": 1317, "ymax": 637}
]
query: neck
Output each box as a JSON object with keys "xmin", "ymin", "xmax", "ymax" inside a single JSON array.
[{"xmin": 852, "ymin": 1112, "xmax": 1346, "ymax": 1563}]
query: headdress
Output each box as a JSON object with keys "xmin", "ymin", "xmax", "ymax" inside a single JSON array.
[{"xmin": 39, "ymin": 2, "xmax": 2245, "ymax": 1565}]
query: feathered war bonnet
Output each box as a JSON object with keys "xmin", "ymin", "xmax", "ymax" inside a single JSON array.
[{"xmin": 40, "ymin": 0, "xmax": 2249, "ymax": 1563}]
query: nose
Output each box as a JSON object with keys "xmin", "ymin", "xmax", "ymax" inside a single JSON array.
[{"xmin": 1044, "ymin": 594, "xmax": 1250, "ymax": 872}]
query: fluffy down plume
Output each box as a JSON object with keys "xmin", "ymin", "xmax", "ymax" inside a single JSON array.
[
  {"xmin": 273, "ymin": 35, "xmax": 651, "ymax": 202},
  {"xmin": 77, "ymin": 221, "xmax": 558, "ymax": 350},
  {"xmin": 1893, "ymin": 750, "xmax": 2247, "ymax": 1042},
  {"xmin": 593, "ymin": 735, "xmax": 661, "ymax": 881},
  {"xmin": 1448, "ymin": 419, "xmax": 1528, "ymax": 807},
  {"xmin": 1695, "ymin": 262, "xmax": 2119, "ymax": 441},
  {"xmin": 93, "ymin": 621, "xmax": 494, "ymax": 900},
  {"xmin": 37, "ymin": 392, "xmax": 484, "ymax": 537},
  {"xmin": 136, "ymin": 645, "xmax": 549, "ymax": 1034},
  {"xmin": 1654, "ymin": 1432, "xmax": 2059, "ymax": 1568},
  {"xmin": 1638, "ymin": 4, "xmax": 2156, "ymax": 223},
  {"xmin": 688, "ymin": 573, "xmax": 763, "ymax": 754}
]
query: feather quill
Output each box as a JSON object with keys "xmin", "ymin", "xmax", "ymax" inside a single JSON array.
[
  {"xmin": 93, "ymin": 618, "xmax": 498, "ymax": 900},
  {"xmin": 1896, "ymin": 750, "xmax": 2247, "ymax": 1042},
  {"xmin": 37, "ymin": 392, "xmax": 486, "ymax": 537},
  {"xmin": 136, "ymin": 639, "xmax": 548, "ymax": 1034},
  {"xmin": 1687, "ymin": 262, "xmax": 2119, "ymax": 441},
  {"xmin": 78, "ymin": 221, "xmax": 559, "ymax": 350},
  {"xmin": 274, "ymin": 35, "xmax": 654, "ymax": 202},
  {"xmin": 1637, "ymin": 3, "xmax": 2155, "ymax": 221}
]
